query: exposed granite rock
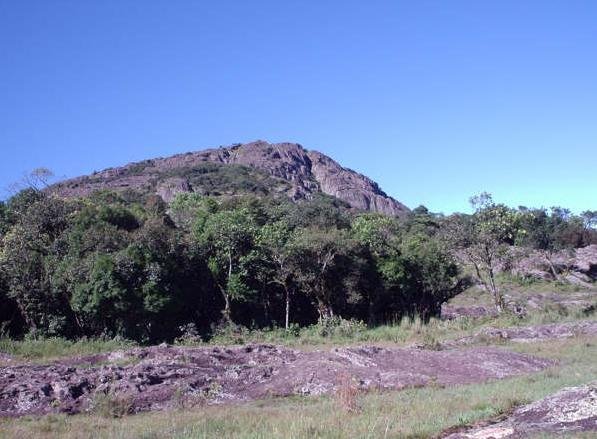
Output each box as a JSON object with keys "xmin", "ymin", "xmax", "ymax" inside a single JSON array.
[
  {"xmin": 49, "ymin": 141, "xmax": 410, "ymax": 216},
  {"xmin": 441, "ymin": 290, "xmax": 596, "ymax": 321},
  {"xmin": 442, "ymin": 320, "xmax": 597, "ymax": 348},
  {"xmin": 0, "ymin": 344, "xmax": 551, "ymax": 417},
  {"xmin": 155, "ymin": 177, "xmax": 191, "ymax": 203},
  {"xmin": 504, "ymin": 245, "xmax": 597, "ymax": 284},
  {"xmin": 445, "ymin": 382, "xmax": 597, "ymax": 438}
]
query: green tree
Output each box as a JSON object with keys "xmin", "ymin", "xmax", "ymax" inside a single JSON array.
[
  {"xmin": 195, "ymin": 208, "xmax": 257, "ymax": 322},
  {"xmin": 70, "ymin": 254, "xmax": 131, "ymax": 336},
  {"xmin": 292, "ymin": 227, "xmax": 356, "ymax": 320},
  {"xmin": 446, "ymin": 193, "xmax": 520, "ymax": 312},
  {"xmin": 255, "ymin": 220, "xmax": 300, "ymax": 329},
  {"xmin": 0, "ymin": 201, "xmax": 11, "ymax": 238}
]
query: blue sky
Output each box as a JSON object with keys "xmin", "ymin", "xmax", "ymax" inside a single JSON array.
[{"xmin": 1, "ymin": 1, "xmax": 595, "ymax": 213}]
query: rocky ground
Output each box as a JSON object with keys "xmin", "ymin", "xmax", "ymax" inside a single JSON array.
[
  {"xmin": 0, "ymin": 343, "xmax": 552, "ymax": 418},
  {"xmin": 441, "ymin": 288, "xmax": 596, "ymax": 320},
  {"xmin": 442, "ymin": 320, "xmax": 597, "ymax": 348},
  {"xmin": 444, "ymin": 382, "xmax": 597, "ymax": 438}
]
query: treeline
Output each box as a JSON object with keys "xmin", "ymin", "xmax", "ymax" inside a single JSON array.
[{"xmin": 0, "ymin": 188, "xmax": 595, "ymax": 343}]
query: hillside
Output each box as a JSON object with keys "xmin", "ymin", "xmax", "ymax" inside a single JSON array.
[{"xmin": 49, "ymin": 141, "xmax": 410, "ymax": 216}]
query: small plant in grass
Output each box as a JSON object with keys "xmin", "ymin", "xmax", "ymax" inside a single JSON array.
[
  {"xmin": 90, "ymin": 392, "xmax": 134, "ymax": 418},
  {"xmin": 421, "ymin": 332, "xmax": 442, "ymax": 350},
  {"xmin": 175, "ymin": 323, "xmax": 203, "ymax": 346},
  {"xmin": 209, "ymin": 320, "xmax": 250, "ymax": 345},
  {"xmin": 334, "ymin": 372, "xmax": 361, "ymax": 413}
]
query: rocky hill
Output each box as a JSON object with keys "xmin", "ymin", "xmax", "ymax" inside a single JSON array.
[{"xmin": 49, "ymin": 141, "xmax": 409, "ymax": 216}]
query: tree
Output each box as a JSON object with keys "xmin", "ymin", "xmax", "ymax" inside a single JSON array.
[
  {"xmin": 8, "ymin": 168, "xmax": 56, "ymax": 194},
  {"xmin": 397, "ymin": 232, "xmax": 464, "ymax": 320},
  {"xmin": 351, "ymin": 214, "xmax": 401, "ymax": 255},
  {"xmin": 0, "ymin": 193, "xmax": 76, "ymax": 335},
  {"xmin": 0, "ymin": 201, "xmax": 11, "ymax": 239},
  {"xmin": 580, "ymin": 210, "xmax": 597, "ymax": 245},
  {"xmin": 70, "ymin": 254, "xmax": 131, "ymax": 336},
  {"xmin": 169, "ymin": 193, "xmax": 218, "ymax": 230},
  {"xmin": 351, "ymin": 214, "xmax": 401, "ymax": 323},
  {"xmin": 292, "ymin": 227, "xmax": 356, "ymax": 320},
  {"xmin": 446, "ymin": 193, "xmax": 519, "ymax": 312},
  {"xmin": 517, "ymin": 207, "xmax": 593, "ymax": 280},
  {"xmin": 255, "ymin": 220, "xmax": 299, "ymax": 329},
  {"xmin": 195, "ymin": 208, "xmax": 257, "ymax": 322},
  {"xmin": 581, "ymin": 210, "xmax": 597, "ymax": 230}
]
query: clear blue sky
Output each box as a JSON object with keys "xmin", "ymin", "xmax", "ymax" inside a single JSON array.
[{"xmin": 1, "ymin": 1, "xmax": 595, "ymax": 213}]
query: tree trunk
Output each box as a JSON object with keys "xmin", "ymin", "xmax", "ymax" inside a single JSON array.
[
  {"xmin": 318, "ymin": 302, "xmax": 334, "ymax": 321},
  {"xmin": 221, "ymin": 250, "xmax": 233, "ymax": 321},
  {"xmin": 488, "ymin": 258, "xmax": 504, "ymax": 312},
  {"xmin": 219, "ymin": 285, "xmax": 231, "ymax": 322},
  {"xmin": 544, "ymin": 251, "xmax": 560, "ymax": 281},
  {"xmin": 284, "ymin": 286, "xmax": 290, "ymax": 330}
]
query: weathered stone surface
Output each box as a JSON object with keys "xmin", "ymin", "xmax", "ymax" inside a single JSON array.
[
  {"xmin": 155, "ymin": 177, "xmax": 191, "ymax": 203},
  {"xmin": 0, "ymin": 344, "xmax": 551, "ymax": 417},
  {"xmin": 442, "ymin": 290, "xmax": 596, "ymax": 321},
  {"xmin": 505, "ymin": 245, "xmax": 597, "ymax": 284},
  {"xmin": 445, "ymin": 382, "xmax": 597, "ymax": 438},
  {"xmin": 443, "ymin": 320, "xmax": 597, "ymax": 348},
  {"xmin": 49, "ymin": 141, "xmax": 410, "ymax": 216},
  {"xmin": 441, "ymin": 304, "xmax": 499, "ymax": 320}
]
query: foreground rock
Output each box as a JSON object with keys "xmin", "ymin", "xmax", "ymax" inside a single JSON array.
[
  {"xmin": 445, "ymin": 382, "xmax": 597, "ymax": 438},
  {"xmin": 444, "ymin": 320, "xmax": 597, "ymax": 348},
  {"xmin": 0, "ymin": 344, "xmax": 552, "ymax": 417}
]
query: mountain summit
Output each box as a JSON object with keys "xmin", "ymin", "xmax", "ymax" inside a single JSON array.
[{"xmin": 50, "ymin": 141, "xmax": 409, "ymax": 216}]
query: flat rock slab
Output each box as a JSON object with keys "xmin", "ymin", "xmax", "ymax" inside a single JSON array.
[
  {"xmin": 445, "ymin": 382, "xmax": 597, "ymax": 438},
  {"xmin": 0, "ymin": 344, "xmax": 553, "ymax": 417},
  {"xmin": 444, "ymin": 320, "xmax": 597, "ymax": 348},
  {"xmin": 442, "ymin": 290, "xmax": 596, "ymax": 321}
]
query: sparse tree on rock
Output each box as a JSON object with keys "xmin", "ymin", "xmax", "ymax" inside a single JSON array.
[{"xmin": 446, "ymin": 193, "xmax": 519, "ymax": 312}]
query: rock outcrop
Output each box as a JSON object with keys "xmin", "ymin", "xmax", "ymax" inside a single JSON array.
[
  {"xmin": 505, "ymin": 245, "xmax": 597, "ymax": 285},
  {"xmin": 442, "ymin": 320, "xmax": 597, "ymax": 348},
  {"xmin": 0, "ymin": 344, "xmax": 551, "ymax": 417},
  {"xmin": 445, "ymin": 382, "xmax": 597, "ymax": 438},
  {"xmin": 49, "ymin": 141, "xmax": 410, "ymax": 216}
]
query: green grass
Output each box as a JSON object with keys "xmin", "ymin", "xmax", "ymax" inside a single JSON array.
[
  {"xmin": 1, "ymin": 304, "xmax": 593, "ymax": 364},
  {"xmin": 0, "ymin": 336, "xmax": 136, "ymax": 363},
  {"xmin": 1, "ymin": 336, "xmax": 595, "ymax": 438}
]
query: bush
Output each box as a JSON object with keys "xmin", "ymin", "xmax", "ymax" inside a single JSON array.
[
  {"xmin": 90, "ymin": 392, "xmax": 134, "ymax": 418},
  {"xmin": 175, "ymin": 323, "xmax": 203, "ymax": 345},
  {"xmin": 316, "ymin": 316, "xmax": 367, "ymax": 338},
  {"xmin": 334, "ymin": 372, "xmax": 361, "ymax": 413}
]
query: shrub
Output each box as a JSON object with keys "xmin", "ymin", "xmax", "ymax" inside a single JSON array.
[
  {"xmin": 316, "ymin": 316, "xmax": 367, "ymax": 338},
  {"xmin": 90, "ymin": 392, "xmax": 134, "ymax": 418},
  {"xmin": 334, "ymin": 372, "xmax": 361, "ymax": 413}
]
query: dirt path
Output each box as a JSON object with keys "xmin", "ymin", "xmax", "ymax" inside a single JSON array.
[
  {"xmin": 0, "ymin": 344, "xmax": 553, "ymax": 417},
  {"xmin": 444, "ymin": 382, "xmax": 597, "ymax": 438}
]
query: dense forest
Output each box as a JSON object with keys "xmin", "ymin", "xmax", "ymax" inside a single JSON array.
[{"xmin": 0, "ymin": 179, "xmax": 595, "ymax": 343}]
